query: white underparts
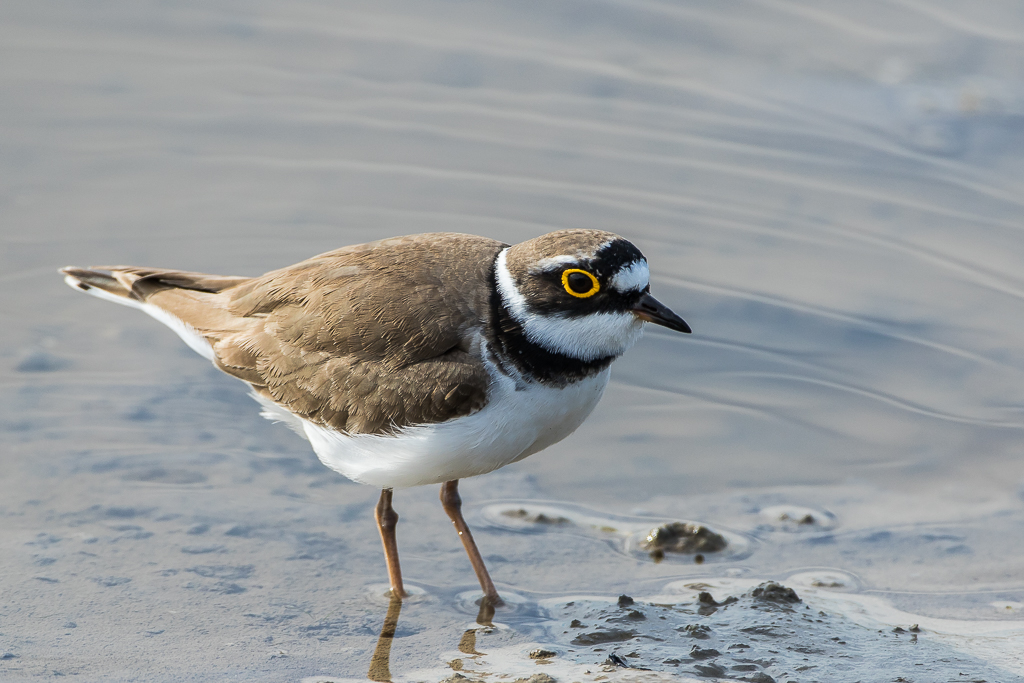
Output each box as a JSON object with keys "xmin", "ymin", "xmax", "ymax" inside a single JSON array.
[
  {"xmin": 63, "ymin": 274, "xmax": 216, "ymax": 362},
  {"xmin": 252, "ymin": 356, "xmax": 611, "ymax": 489},
  {"xmin": 494, "ymin": 249, "xmax": 646, "ymax": 361}
]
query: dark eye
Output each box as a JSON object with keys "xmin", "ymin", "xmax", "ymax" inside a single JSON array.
[
  {"xmin": 567, "ymin": 272, "xmax": 591, "ymax": 292},
  {"xmin": 561, "ymin": 269, "xmax": 600, "ymax": 298}
]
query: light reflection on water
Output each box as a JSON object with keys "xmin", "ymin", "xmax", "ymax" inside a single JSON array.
[{"xmin": 2, "ymin": 0, "xmax": 1024, "ymax": 679}]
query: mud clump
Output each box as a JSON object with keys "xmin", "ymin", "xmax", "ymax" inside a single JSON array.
[
  {"xmin": 570, "ymin": 628, "xmax": 636, "ymax": 645},
  {"xmin": 689, "ymin": 645, "xmax": 721, "ymax": 660},
  {"xmin": 693, "ymin": 661, "xmax": 727, "ymax": 678},
  {"xmin": 550, "ymin": 589, "xmax": 997, "ymax": 680},
  {"xmin": 442, "ymin": 674, "xmax": 559, "ymax": 683},
  {"xmin": 641, "ymin": 522, "xmax": 727, "ymax": 561},
  {"xmin": 512, "ymin": 675, "xmax": 557, "ymax": 683},
  {"xmin": 608, "ymin": 609, "xmax": 647, "ymax": 624},
  {"xmin": 440, "ymin": 674, "xmax": 484, "ymax": 683},
  {"xmin": 502, "ymin": 509, "xmax": 571, "ymax": 525},
  {"xmin": 443, "ymin": 674, "xmax": 557, "ymax": 683},
  {"xmin": 780, "ymin": 512, "xmax": 816, "ymax": 525},
  {"xmin": 750, "ymin": 581, "xmax": 800, "ymax": 604},
  {"xmin": 698, "ymin": 590, "xmax": 738, "ymax": 615},
  {"xmin": 678, "ymin": 623, "xmax": 712, "ymax": 639}
]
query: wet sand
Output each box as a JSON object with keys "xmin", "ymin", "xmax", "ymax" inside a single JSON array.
[{"xmin": 3, "ymin": 0, "xmax": 1024, "ymax": 680}]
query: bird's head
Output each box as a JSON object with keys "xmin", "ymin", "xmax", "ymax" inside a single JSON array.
[{"xmin": 496, "ymin": 229, "xmax": 690, "ymax": 361}]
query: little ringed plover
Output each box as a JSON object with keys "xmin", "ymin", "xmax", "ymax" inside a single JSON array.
[{"xmin": 61, "ymin": 229, "xmax": 690, "ymax": 603}]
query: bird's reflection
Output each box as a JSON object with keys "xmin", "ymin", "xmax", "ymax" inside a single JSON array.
[
  {"xmin": 457, "ymin": 596, "xmax": 496, "ymax": 656},
  {"xmin": 367, "ymin": 595, "xmax": 498, "ymax": 681},
  {"xmin": 367, "ymin": 596, "xmax": 402, "ymax": 682}
]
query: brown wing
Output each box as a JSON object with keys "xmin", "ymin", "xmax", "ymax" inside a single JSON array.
[{"xmin": 71, "ymin": 233, "xmax": 505, "ymax": 435}]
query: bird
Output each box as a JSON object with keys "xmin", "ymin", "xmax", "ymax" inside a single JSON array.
[{"xmin": 61, "ymin": 229, "xmax": 690, "ymax": 604}]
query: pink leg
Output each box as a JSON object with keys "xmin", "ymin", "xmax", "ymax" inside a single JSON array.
[
  {"xmin": 375, "ymin": 489, "xmax": 407, "ymax": 599},
  {"xmin": 440, "ymin": 480, "xmax": 503, "ymax": 605}
]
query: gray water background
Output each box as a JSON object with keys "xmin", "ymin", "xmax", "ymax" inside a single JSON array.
[{"xmin": 2, "ymin": 1, "xmax": 1024, "ymax": 680}]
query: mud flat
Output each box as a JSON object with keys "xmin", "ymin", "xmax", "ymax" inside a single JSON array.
[{"xmin": 4, "ymin": 0, "xmax": 1024, "ymax": 680}]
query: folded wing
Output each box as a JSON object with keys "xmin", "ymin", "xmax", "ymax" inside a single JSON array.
[{"xmin": 62, "ymin": 233, "xmax": 503, "ymax": 435}]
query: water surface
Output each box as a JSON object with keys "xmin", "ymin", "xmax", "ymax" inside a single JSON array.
[{"xmin": 2, "ymin": 1, "xmax": 1024, "ymax": 680}]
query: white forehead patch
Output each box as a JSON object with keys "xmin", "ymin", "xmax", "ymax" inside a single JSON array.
[
  {"xmin": 609, "ymin": 260, "xmax": 649, "ymax": 293},
  {"xmin": 530, "ymin": 254, "xmax": 579, "ymax": 272},
  {"xmin": 495, "ymin": 249, "xmax": 645, "ymax": 361}
]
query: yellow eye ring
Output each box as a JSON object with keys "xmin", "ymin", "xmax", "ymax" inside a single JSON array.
[{"xmin": 561, "ymin": 268, "xmax": 600, "ymax": 298}]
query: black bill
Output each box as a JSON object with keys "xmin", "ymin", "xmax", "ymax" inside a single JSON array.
[{"xmin": 631, "ymin": 292, "xmax": 691, "ymax": 333}]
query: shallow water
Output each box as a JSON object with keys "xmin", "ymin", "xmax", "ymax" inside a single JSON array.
[{"xmin": 3, "ymin": 1, "xmax": 1024, "ymax": 681}]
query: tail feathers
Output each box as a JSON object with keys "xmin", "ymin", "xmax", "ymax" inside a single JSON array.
[
  {"xmin": 60, "ymin": 265, "xmax": 250, "ymax": 363},
  {"xmin": 61, "ymin": 266, "xmax": 248, "ymax": 302},
  {"xmin": 61, "ymin": 267, "xmax": 150, "ymax": 313},
  {"xmin": 62, "ymin": 266, "xmax": 136, "ymax": 299}
]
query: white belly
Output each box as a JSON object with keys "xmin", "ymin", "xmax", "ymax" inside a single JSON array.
[{"xmin": 254, "ymin": 363, "xmax": 611, "ymax": 489}]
